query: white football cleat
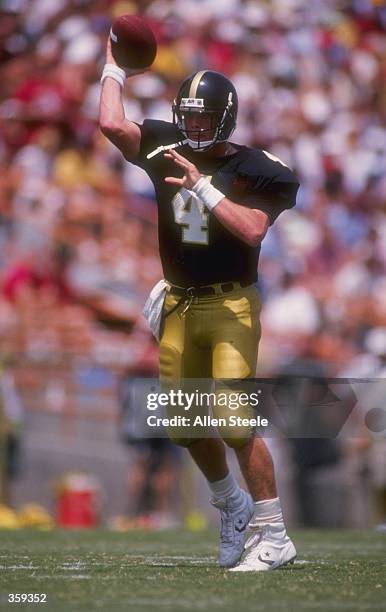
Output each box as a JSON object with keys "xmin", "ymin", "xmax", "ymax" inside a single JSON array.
[
  {"xmin": 229, "ymin": 525, "xmax": 297, "ymax": 572},
  {"xmin": 212, "ymin": 490, "xmax": 255, "ymax": 568}
]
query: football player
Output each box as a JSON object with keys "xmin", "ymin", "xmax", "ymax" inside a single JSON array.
[{"xmin": 99, "ymin": 39, "xmax": 299, "ymax": 571}]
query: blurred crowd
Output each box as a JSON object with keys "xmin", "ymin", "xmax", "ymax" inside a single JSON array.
[{"xmin": 0, "ymin": 0, "xmax": 385, "ymax": 376}]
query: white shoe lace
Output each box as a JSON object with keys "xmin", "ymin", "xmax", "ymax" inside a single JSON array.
[{"xmin": 220, "ymin": 508, "xmax": 235, "ymax": 544}]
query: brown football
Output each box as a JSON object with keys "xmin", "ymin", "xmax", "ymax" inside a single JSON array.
[{"xmin": 110, "ymin": 15, "xmax": 157, "ymax": 70}]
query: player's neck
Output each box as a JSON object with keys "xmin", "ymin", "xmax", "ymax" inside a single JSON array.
[{"xmin": 199, "ymin": 141, "xmax": 238, "ymax": 159}]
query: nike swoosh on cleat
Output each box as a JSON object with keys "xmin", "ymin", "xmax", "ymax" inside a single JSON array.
[{"xmin": 257, "ymin": 554, "xmax": 275, "ymax": 566}]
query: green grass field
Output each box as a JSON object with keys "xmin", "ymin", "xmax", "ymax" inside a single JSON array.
[{"xmin": 0, "ymin": 529, "xmax": 385, "ymax": 612}]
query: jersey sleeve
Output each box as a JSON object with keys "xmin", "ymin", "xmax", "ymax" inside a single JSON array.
[{"xmin": 237, "ymin": 154, "xmax": 299, "ymax": 225}]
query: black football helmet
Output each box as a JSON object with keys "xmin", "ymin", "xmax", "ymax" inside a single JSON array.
[{"xmin": 172, "ymin": 70, "xmax": 238, "ymax": 151}]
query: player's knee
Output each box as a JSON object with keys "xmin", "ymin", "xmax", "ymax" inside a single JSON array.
[
  {"xmin": 166, "ymin": 431, "xmax": 197, "ymax": 448},
  {"xmin": 222, "ymin": 436, "xmax": 251, "ymax": 449},
  {"xmin": 219, "ymin": 428, "xmax": 253, "ymax": 449}
]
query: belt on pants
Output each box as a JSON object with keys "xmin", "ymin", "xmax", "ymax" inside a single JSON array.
[
  {"xmin": 167, "ymin": 280, "xmax": 252, "ymax": 299},
  {"xmin": 164, "ymin": 280, "xmax": 253, "ymax": 317}
]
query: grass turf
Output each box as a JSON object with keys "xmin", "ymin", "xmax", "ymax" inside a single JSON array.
[{"xmin": 0, "ymin": 529, "xmax": 385, "ymax": 612}]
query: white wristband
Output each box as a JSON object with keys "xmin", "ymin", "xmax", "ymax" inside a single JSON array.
[
  {"xmin": 191, "ymin": 177, "xmax": 225, "ymax": 211},
  {"xmin": 101, "ymin": 63, "xmax": 126, "ymax": 88}
]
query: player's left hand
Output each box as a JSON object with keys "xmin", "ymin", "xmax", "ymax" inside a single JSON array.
[{"xmin": 164, "ymin": 150, "xmax": 202, "ymax": 189}]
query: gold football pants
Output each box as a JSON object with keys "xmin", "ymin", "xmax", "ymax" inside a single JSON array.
[{"xmin": 159, "ymin": 284, "xmax": 261, "ymax": 448}]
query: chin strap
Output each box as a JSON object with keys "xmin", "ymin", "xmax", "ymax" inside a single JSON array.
[{"xmin": 146, "ymin": 139, "xmax": 189, "ymax": 159}]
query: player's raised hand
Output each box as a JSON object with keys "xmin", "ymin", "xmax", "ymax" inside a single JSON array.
[
  {"xmin": 105, "ymin": 38, "xmax": 148, "ymax": 78},
  {"xmin": 164, "ymin": 150, "xmax": 202, "ymax": 189}
]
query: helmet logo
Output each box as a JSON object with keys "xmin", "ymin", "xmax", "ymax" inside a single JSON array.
[{"xmin": 181, "ymin": 98, "xmax": 204, "ymax": 108}]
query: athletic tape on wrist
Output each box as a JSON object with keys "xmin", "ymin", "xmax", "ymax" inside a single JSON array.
[
  {"xmin": 191, "ymin": 177, "xmax": 225, "ymax": 211},
  {"xmin": 101, "ymin": 64, "xmax": 126, "ymax": 88}
]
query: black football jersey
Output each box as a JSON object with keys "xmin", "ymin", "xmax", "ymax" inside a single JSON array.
[{"xmin": 131, "ymin": 119, "xmax": 299, "ymax": 287}]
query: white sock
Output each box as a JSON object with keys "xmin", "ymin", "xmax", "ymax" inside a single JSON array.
[
  {"xmin": 250, "ymin": 497, "xmax": 287, "ymax": 538},
  {"xmin": 208, "ymin": 472, "xmax": 244, "ymax": 506}
]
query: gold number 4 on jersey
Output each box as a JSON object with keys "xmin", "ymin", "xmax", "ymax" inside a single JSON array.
[{"xmin": 172, "ymin": 187, "xmax": 209, "ymax": 245}]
